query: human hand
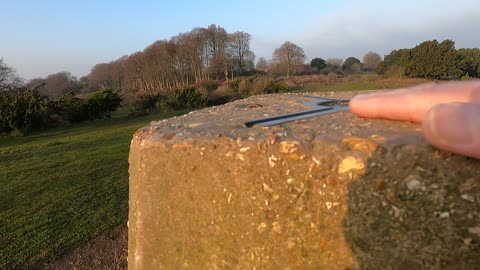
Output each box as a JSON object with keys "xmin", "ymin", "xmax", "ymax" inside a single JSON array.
[{"xmin": 349, "ymin": 80, "xmax": 480, "ymax": 159}]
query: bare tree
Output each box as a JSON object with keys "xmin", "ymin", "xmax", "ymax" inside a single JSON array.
[
  {"xmin": 86, "ymin": 25, "xmax": 256, "ymax": 96},
  {"xmin": 228, "ymin": 31, "xmax": 255, "ymax": 74},
  {"xmin": 0, "ymin": 58, "xmax": 23, "ymax": 91},
  {"xmin": 256, "ymin": 57, "xmax": 269, "ymax": 72},
  {"xmin": 26, "ymin": 78, "xmax": 46, "ymax": 90},
  {"xmin": 362, "ymin": 51, "xmax": 382, "ymax": 71},
  {"xmin": 89, "ymin": 63, "xmax": 115, "ymax": 89},
  {"xmin": 202, "ymin": 24, "xmax": 228, "ymax": 80},
  {"xmin": 39, "ymin": 72, "xmax": 81, "ymax": 99},
  {"xmin": 272, "ymin": 41, "xmax": 306, "ymax": 77}
]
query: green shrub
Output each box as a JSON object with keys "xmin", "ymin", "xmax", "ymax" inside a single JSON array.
[
  {"xmin": 266, "ymin": 81, "xmax": 289, "ymax": 93},
  {"xmin": 227, "ymin": 77, "xmax": 290, "ymax": 96},
  {"xmin": 198, "ymin": 80, "xmax": 220, "ymax": 92},
  {"xmin": 0, "ymin": 94, "xmax": 9, "ymax": 133},
  {"xmin": 461, "ymin": 73, "xmax": 474, "ymax": 81},
  {"xmin": 228, "ymin": 79, "xmax": 241, "ymax": 92},
  {"xmin": 54, "ymin": 89, "xmax": 121, "ymax": 123},
  {"xmin": 0, "ymin": 90, "xmax": 47, "ymax": 135},
  {"xmin": 57, "ymin": 93, "xmax": 89, "ymax": 122},
  {"xmin": 385, "ymin": 64, "xmax": 406, "ymax": 78},
  {"xmin": 207, "ymin": 84, "xmax": 242, "ymax": 106},
  {"xmin": 0, "ymin": 89, "xmax": 121, "ymax": 136},
  {"xmin": 129, "ymin": 94, "xmax": 163, "ymax": 116},
  {"xmin": 128, "ymin": 88, "xmax": 207, "ymax": 116},
  {"xmin": 251, "ymin": 76, "xmax": 274, "ymax": 95},
  {"xmin": 154, "ymin": 95, "xmax": 176, "ymax": 113},
  {"xmin": 171, "ymin": 87, "xmax": 207, "ymax": 109},
  {"xmin": 238, "ymin": 79, "xmax": 252, "ymax": 96},
  {"xmin": 83, "ymin": 89, "xmax": 122, "ymax": 119},
  {"xmin": 248, "ymin": 77, "xmax": 288, "ymax": 95}
]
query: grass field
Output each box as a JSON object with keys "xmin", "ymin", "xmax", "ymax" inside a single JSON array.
[
  {"xmin": 0, "ymin": 110, "xmax": 188, "ymax": 269},
  {"xmin": 290, "ymin": 76, "xmax": 429, "ymax": 93}
]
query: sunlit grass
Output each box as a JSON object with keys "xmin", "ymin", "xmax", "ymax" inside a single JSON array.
[
  {"xmin": 0, "ymin": 110, "xmax": 188, "ymax": 269},
  {"xmin": 290, "ymin": 76, "xmax": 429, "ymax": 93}
]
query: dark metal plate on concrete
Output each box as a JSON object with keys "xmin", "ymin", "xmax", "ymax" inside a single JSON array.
[{"xmin": 245, "ymin": 96, "xmax": 349, "ymax": 127}]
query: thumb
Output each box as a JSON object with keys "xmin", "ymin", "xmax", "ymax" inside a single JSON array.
[{"xmin": 423, "ymin": 103, "xmax": 480, "ymax": 159}]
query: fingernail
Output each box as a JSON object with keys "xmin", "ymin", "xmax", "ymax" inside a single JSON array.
[{"xmin": 426, "ymin": 103, "xmax": 477, "ymax": 145}]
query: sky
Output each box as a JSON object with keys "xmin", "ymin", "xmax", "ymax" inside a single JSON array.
[{"xmin": 1, "ymin": 0, "xmax": 479, "ymax": 80}]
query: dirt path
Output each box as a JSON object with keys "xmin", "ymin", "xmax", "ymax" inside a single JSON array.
[{"xmin": 35, "ymin": 226, "xmax": 127, "ymax": 270}]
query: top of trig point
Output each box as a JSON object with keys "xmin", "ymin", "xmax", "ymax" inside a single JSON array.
[{"xmin": 135, "ymin": 91, "xmax": 425, "ymax": 147}]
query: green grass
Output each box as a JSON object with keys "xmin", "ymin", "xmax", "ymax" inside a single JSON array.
[
  {"xmin": 290, "ymin": 79, "xmax": 427, "ymax": 93},
  {"xmin": 0, "ymin": 110, "xmax": 188, "ymax": 269}
]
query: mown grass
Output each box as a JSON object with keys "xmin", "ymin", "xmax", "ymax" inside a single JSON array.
[{"xmin": 0, "ymin": 110, "xmax": 188, "ymax": 269}]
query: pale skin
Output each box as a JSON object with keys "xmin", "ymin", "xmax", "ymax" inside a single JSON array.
[{"xmin": 349, "ymin": 80, "xmax": 480, "ymax": 159}]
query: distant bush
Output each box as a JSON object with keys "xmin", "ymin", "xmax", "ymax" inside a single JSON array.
[
  {"xmin": 126, "ymin": 77, "xmax": 291, "ymax": 117},
  {"xmin": 56, "ymin": 89, "xmax": 121, "ymax": 121},
  {"xmin": 238, "ymin": 79, "xmax": 252, "ymax": 96},
  {"xmin": 171, "ymin": 87, "xmax": 208, "ymax": 109},
  {"xmin": 197, "ymin": 80, "xmax": 220, "ymax": 92},
  {"xmin": 129, "ymin": 94, "xmax": 163, "ymax": 116},
  {"xmin": 128, "ymin": 94, "xmax": 177, "ymax": 116},
  {"xmin": 377, "ymin": 39, "xmax": 478, "ymax": 79},
  {"xmin": 57, "ymin": 93, "xmax": 89, "ymax": 122},
  {"xmin": 207, "ymin": 87, "xmax": 238, "ymax": 106},
  {"xmin": 0, "ymin": 89, "xmax": 121, "ymax": 136},
  {"xmin": 83, "ymin": 89, "xmax": 122, "ymax": 119},
  {"xmin": 0, "ymin": 90, "xmax": 48, "ymax": 135},
  {"xmin": 228, "ymin": 79, "xmax": 241, "ymax": 93},
  {"xmin": 152, "ymin": 98, "xmax": 172, "ymax": 113},
  {"xmin": 232, "ymin": 76, "xmax": 290, "ymax": 96},
  {"xmin": 265, "ymin": 81, "xmax": 289, "ymax": 93},
  {"xmin": 461, "ymin": 73, "xmax": 474, "ymax": 81},
  {"xmin": 248, "ymin": 77, "xmax": 269, "ymax": 95},
  {"xmin": 128, "ymin": 87, "xmax": 208, "ymax": 116},
  {"xmin": 384, "ymin": 64, "xmax": 406, "ymax": 78},
  {"xmin": 342, "ymin": 57, "xmax": 362, "ymax": 74}
]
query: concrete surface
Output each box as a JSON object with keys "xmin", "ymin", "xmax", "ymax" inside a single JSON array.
[{"xmin": 129, "ymin": 92, "xmax": 480, "ymax": 269}]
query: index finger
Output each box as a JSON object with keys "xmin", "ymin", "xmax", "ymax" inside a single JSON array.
[{"xmin": 349, "ymin": 80, "xmax": 480, "ymax": 123}]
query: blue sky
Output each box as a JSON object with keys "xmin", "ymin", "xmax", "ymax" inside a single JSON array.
[{"xmin": 1, "ymin": 0, "xmax": 479, "ymax": 79}]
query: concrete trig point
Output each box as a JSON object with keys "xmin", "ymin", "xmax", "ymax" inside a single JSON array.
[{"xmin": 128, "ymin": 92, "xmax": 480, "ymax": 269}]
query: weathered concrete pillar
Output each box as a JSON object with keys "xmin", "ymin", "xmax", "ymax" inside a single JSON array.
[{"xmin": 129, "ymin": 93, "xmax": 480, "ymax": 269}]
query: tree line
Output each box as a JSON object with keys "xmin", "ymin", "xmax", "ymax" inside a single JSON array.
[
  {"xmin": 0, "ymin": 58, "xmax": 23, "ymax": 92},
  {"xmin": 88, "ymin": 24, "xmax": 255, "ymax": 97},
  {"xmin": 259, "ymin": 48, "xmax": 383, "ymax": 76},
  {"xmin": 2, "ymin": 27, "xmax": 479, "ymax": 137},
  {"xmin": 376, "ymin": 39, "xmax": 480, "ymax": 80},
  {"xmin": 0, "ymin": 88, "xmax": 121, "ymax": 135},
  {"xmin": 2, "ymin": 35, "xmax": 479, "ymax": 100}
]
